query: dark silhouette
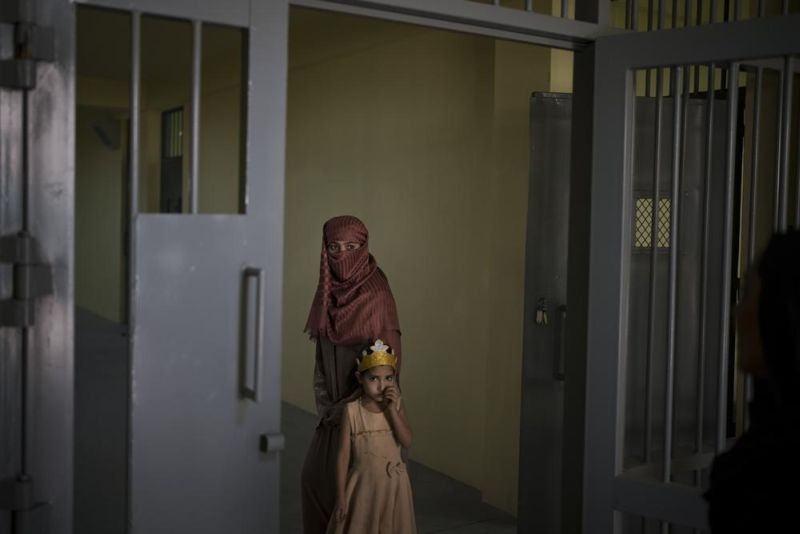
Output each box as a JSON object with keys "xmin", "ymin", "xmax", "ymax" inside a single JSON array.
[{"xmin": 705, "ymin": 230, "xmax": 800, "ymax": 533}]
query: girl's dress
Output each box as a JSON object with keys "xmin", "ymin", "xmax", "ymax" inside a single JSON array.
[{"xmin": 326, "ymin": 399, "xmax": 416, "ymax": 534}]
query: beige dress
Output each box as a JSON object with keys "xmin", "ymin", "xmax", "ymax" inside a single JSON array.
[{"xmin": 327, "ymin": 400, "xmax": 416, "ymax": 534}]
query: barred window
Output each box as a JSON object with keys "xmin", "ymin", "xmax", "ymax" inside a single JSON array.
[{"xmin": 634, "ymin": 197, "xmax": 671, "ymax": 249}]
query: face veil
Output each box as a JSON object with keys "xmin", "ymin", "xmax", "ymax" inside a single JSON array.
[{"xmin": 305, "ymin": 215, "xmax": 400, "ymax": 346}]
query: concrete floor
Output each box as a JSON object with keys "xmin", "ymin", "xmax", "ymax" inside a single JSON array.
[
  {"xmin": 281, "ymin": 402, "xmax": 517, "ymax": 534},
  {"xmin": 75, "ymin": 308, "xmax": 516, "ymax": 533}
]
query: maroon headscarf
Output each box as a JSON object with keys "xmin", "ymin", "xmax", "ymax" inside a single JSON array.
[{"xmin": 304, "ymin": 216, "xmax": 400, "ymax": 346}]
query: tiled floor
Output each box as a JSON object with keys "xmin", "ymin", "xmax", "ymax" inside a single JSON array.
[{"xmin": 280, "ymin": 403, "xmax": 517, "ymax": 534}]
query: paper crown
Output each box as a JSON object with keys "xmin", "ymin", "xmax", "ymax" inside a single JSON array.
[{"xmin": 358, "ymin": 339, "xmax": 397, "ymax": 372}]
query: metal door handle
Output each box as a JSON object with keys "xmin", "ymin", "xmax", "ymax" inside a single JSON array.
[
  {"xmin": 554, "ymin": 304, "xmax": 566, "ymax": 381},
  {"xmin": 259, "ymin": 433, "xmax": 285, "ymax": 454},
  {"xmin": 242, "ymin": 267, "xmax": 264, "ymax": 402}
]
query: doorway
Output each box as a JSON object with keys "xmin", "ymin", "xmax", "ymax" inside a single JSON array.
[{"xmin": 279, "ymin": 7, "xmax": 575, "ymax": 533}]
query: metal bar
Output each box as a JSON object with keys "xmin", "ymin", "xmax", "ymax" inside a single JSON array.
[
  {"xmin": 684, "ymin": 0, "xmax": 690, "ymax": 26},
  {"xmin": 646, "ymin": 0, "xmax": 653, "ymax": 96},
  {"xmin": 747, "ymin": 67, "xmax": 762, "ymax": 263},
  {"xmin": 190, "ymin": 20, "xmax": 201, "ymax": 214},
  {"xmin": 626, "ymin": 0, "xmax": 632, "ymax": 29},
  {"xmin": 778, "ymin": 56, "xmax": 794, "ymax": 231},
  {"xmin": 597, "ymin": 15, "xmax": 800, "ymax": 69},
  {"xmin": 131, "ymin": 12, "xmax": 140, "ymax": 216},
  {"xmin": 20, "ymin": 90, "xmax": 30, "ymax": 475},
  {"xmin": 525, "ymin": 0, "xmax": 533, "ymax": 11},
  {"xmin": 734, "ymin": 0, "xmax": 740, "ymax": 20},
  {"xmin": 644, "ymin": 68, "xmax": 665, "ymax": 463},
  {"xmin": 660, "ymin": 0, "xmax": 666, "ymax": 29},
  {"xmin": 562, "ymin": 0, "xmax": 569, "ymax": 18},
  {"xmin": 292, "ymin": 0, "xmax": 617, "ymax": 50},
  {"xmin": 672, "ymin": 0, "xmax": 677, "ymax": 27},
  {"xmin": 695, "ymin": 0, "xmax": 702, "ymax": 27},
  {"xmin": 696, "ymin": 61, "xmax": 716, "ymax": 483},
  {"xmin": 717, "ymin": 62, "xmax": 739, "ymax": 453},
  {"xmin": 127, "ymin": 12, "xmax": 141, "ymax": 525},
  {"xmin": 664, "ymin": 66, "xmax": 684, "ymax": 482},
  {"xmin": 710, "ymin": 0, "xmax": 715, "ymax": 24},
  {"xmin": 783, "ymin": 0, "xmax": 789, "ymax": 15},
  {"xmin": 796, "ymin": 76, "xmax": 800, "ymax": 228},
  {"xmin": 632, "ymin": 0, "xmax": 639, "ymax": 31},
  {"xmin": 758, "ymin": 0, "xmax": 765, "ymax": 17}
]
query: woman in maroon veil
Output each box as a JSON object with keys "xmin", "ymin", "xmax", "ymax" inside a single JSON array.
[{"xmin": 301, "ymin": 215, "xmax": 402, "ymax": 534}]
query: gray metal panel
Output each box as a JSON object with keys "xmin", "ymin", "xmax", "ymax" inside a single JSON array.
[
  {"xmin": 131, "ymin": 217, "xmax": 266, "ymax": 533},
  {"xmin": 74, "ymin": 0, "xmax": 250, "ymax": 27},
  {"xmin": 562, "ymin": 42, "xmax": 594, "ymax": 534},
  {"xmin": 129, "ymin": 0, "xmax": 287, "ymax": 532},
  {"xmin": 0, "ymin": 16, "xmax": 23, "ymax": 534},
  {"xmin": 625, "ymin": 94, "xmax": 729, "ymax": 470},
  {"xmin": 613, "ymin": 475, "xmax": 708, "ymax": 529},
  {"xmin": 25, "ymin": 0, "xmax": 75, "ymax": 532},
  {"xmin": 291, "ymin": 0, "xmax": 623, "ymax": 51},
  {"xmin": 518, "ymin": 92, "xmax": 571, "ymax": 534},
  {"xmin": 583, "ymin": 55, "xmax": 633, "ymax": 534},
  {"xmin": 588, "ymin": 12, "xmax": 799, "ymax": 534},
  {"xmin": 596, "ymin": 14, "xmax": 800, "ymax": 68}
]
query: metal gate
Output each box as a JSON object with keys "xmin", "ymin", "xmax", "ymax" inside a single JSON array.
[{"xmin": 585, "ymin": 13, "xmax": 800, "ymax": 532}]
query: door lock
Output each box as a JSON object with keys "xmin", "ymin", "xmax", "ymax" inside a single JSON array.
[{"xmin": 535, "ymin": 297, "xmax": 549, "ymax": 326}]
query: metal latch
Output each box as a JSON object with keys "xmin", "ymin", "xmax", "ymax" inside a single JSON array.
[
  {"xmin": 0, "ymin": 476, "xmax": 51, "ymax": 534},
  {"xmin": 0, "ymin": 232, "xmax": 52, "ymax": 327},
  {"xmin": 0, "ymin": 0, "xmax": 54, "ymax": 90},
  {"xmin": 259, "ymin": 433, "xmax": 286, "ymax": 454}
]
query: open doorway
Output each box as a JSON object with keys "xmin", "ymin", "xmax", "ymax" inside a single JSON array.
[{"xmin": 279, "ymin": 7, "xmax": 574, "ymax": 533}]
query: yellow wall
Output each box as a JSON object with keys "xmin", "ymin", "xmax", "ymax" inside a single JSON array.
[
  {"xmin": 75, "ymin": 105, "xmax": 126, "ymax": 322},
  {"xmin": 283, "ymin": 9, "xmax": 569, "ymax": 515}
]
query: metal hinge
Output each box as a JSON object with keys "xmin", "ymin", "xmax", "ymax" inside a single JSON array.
[
  {"xmin": 0, "ymin": 0, "xmax": 54, "ymax": 90},
  {"xmin": 0, "ymin": 476, "xmax": 50, "ymax": 534},
  {"xmin": 0, "ymin": 232, "xmax": 52, "ymax": 327}
]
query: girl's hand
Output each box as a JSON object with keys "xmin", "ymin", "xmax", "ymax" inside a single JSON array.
[
  {"xmin": 335, "ymin": 498, "xmax": 348, "ymax": 522},
  {"xmin": 382, "ymin": 385, "xmax": 401, "ymax": 412}
]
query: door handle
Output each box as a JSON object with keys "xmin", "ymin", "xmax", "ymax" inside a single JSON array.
[
  {"xmin": 259, "ymin": 433, "xmax": 285, "ymax": 454},
  {"xmin": 242, "ymin": 266, "xmax": 264, "ymax": 402},
  {"xmin": 554, "ymin": 304, "xmax": 566, "ymax": 381}
]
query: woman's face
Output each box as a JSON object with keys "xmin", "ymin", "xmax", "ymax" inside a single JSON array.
[
  {"xmin": 737, "ymin": 268, "xmax": 767, "ymax": 377},
  {"xmin": 326, "ymin": 240, "xmax": 361, "ymax": 255}
]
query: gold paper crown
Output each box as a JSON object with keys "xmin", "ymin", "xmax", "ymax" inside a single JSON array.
[{"xmin": 358, "ymin": 339, "xmax": 397, "ymax": 372}]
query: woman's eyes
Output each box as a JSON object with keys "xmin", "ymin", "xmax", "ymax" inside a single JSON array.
[
  {"xmin": 386, "ymin": 376, "xmax": 394, "ymax": 382},
  {"xmin": 327, "ymin": 243, "xmax": 359, "ymax": 252}
]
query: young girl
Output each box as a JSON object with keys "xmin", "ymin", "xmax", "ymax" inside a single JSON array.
[{"xmin": 327, "ymin": 340, "xmax": 416, "ymax": 534}]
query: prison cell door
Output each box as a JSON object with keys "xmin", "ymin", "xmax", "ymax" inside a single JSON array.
[
  {"xmin": 76, "ymin": 0, "xmax": 288, "ymax": 532},
  {"xmin": 583, "ymin": 15, "xmax": 800, "ymax": 533}
]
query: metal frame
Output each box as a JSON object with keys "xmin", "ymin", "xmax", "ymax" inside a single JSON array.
[
  {"xmin": 291, "ymin": 0, "xmax": 619, "ymax": 50},
  {"xmin": 586, "ymin": 13, "xmax": 800, "ymax": 532}
]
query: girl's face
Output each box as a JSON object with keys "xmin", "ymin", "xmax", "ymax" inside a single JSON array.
[
  {"xmin": 737, "ymin": 268, "xmax": 767, "ymax": 377},
  {"xmin": 357, "ymin": 365, "xmax": 396, "ymax": 403}
]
